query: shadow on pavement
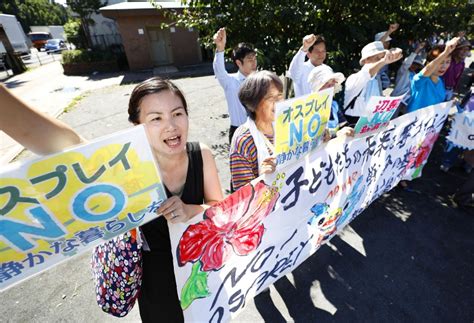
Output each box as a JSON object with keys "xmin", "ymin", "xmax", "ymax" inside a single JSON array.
[
  {"xmin": 119, "ymin": 70, "xmax": 154, "ymax": 85},
  {"xmin": 4, "ymin": 79, "xmax": 27, "ymax": 88},
  {"xmin": 254, "ymin": 129, "xmax": 473, "ymax": 322},
  {"xmin": 118, "ymin": 63, "xmax": 219, "ymax": 85}
]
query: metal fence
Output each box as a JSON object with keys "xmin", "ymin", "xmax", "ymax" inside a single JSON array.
[
  {"xmin": 21, "ymin": 50, "xmax": 62, "ymax": 67},
  {"xmin": 90, "ymin": 34, "xmax": 123, "ymax": 51}
]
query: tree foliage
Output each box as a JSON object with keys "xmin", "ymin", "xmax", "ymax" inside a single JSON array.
[
  {"xmin": 161, "ymin": 0, "xmax": 473, "ymax": 75},
  {"xmin": 0, "ymin": 0, "xmax": 69, "ymax": 33},
  {"xmin": 64, "ymin": 18, "xmax": 85, "ymax": 48},
  {"xmin": 66, "ymin": 0, "xmax": 105, "ymax": 48}
]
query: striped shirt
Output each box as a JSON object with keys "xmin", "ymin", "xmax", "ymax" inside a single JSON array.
[{"xmin": 230, "ymin": 127, "xmax": 274, "ymax": 191}]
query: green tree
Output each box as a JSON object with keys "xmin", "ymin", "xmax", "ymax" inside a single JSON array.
[
  {"xmin": 64, "ymin": 18, "xmax": 85, "ymax": 49},
  {"xmin": 66, "ymin": 0, "xmax": 106, "ymax": 48},
  {"xmin": 0, "ymin": 0, "xmax": 69, "ymax": 33},
  {"xmin": 158, "ymin": 0, "xmax": 473, "ymax": 76}
]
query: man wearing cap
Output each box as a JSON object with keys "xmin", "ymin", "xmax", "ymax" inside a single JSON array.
[
  {"xmin": 288, "ymin": 34, "xmax": 327, "ymax": 97},
  {"xmin": 391, "ymin": 41, "xmax": 426, "ymax": 114},
  {"xmin": 343, "ymin": 41, "xmax": 403, "ymax": 125},
  {"xmin": 213, "ymin": 27, "xmax": 258, "ymax": 143},
  {"xmin": 443, "ymin": 38, "xmax": 472, "ymax": 100},
  {"xmin": 308, "ymin": 65, "xmax": 348, "ymax": 132},
  {"xmin": 374, "ymin": 23, "xmax": 399, "ymax": 90}
]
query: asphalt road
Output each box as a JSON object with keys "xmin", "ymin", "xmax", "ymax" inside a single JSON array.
[{"xmin": 1, "ymin": 75, "xmax": 473, "ymax": 323}]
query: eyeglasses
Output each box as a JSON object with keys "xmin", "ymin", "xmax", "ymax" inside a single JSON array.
[{"xmin": 263, "ymin": 93, "xmax": 284, "ymax": 103}]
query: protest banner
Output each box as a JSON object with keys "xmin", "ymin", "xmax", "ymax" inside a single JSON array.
[
  {"xmin": 446, "ymin": 111, "xmax": 474, "ymax": 150},
  {"xmin": 274, "ymin": 88, "xmax": 333, "ymax": 168},
  {"xmin": 0, "ymin": 126, "xmax": 166, "ymax": 291},
  {"xmin": 169, "ymin": 101, "xmax": 451, "ymax": 323},
  {"xmin": 354, "ymin": 95, "xmax": 404, "ymax": 134}
]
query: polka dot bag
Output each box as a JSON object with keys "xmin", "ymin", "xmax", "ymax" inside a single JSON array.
[{"xmin": 91, "ymin": 229, "xmax": 142, "ymax": 317}]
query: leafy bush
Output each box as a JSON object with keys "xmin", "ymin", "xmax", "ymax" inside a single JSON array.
[
  {"xmin": 64, "ymin": 19, "xmax": 86, "ymax": 49},
  {"xmin": 64, "ymin": 19, "xmax": 81, "ymax": 40},
  {"xmin": 62, "ymin": 49, "xmax": 115, "ymax": 64}
]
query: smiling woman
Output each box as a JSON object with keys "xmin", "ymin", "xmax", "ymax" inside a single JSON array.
[
  {"xmin": 229, "ymin": 70, "xmax": 283, "ymax": 191},
  {"xmin": 126, "ymin": 77, "xmax": 223, "ymax": 322}
]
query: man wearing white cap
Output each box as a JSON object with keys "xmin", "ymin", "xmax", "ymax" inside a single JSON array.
[
  {"xmin": 308, "ymin": 65, "xmax": 348, "ymax": 132},
  {"xmin": 343, "ymin": 41, "xmax": 403, "ymax": 125},
  {"xmin": 374, "ymin": 23, "xmax": 399, "ymax": 90},
  {"xmin": 288, "ymin": 34, "xmax": 328, "ymax": 97},
  {"xmin": 391, "ymin": 41, "xmax": 426, "ymax": 114}
]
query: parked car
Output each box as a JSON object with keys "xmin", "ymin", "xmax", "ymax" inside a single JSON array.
[
  {"xmin": 28, "ymin": 31, "xmax": 52, "ymax": 50},
  {"xmin": 45, "ymin": 39, "xmax": 67, "ymax": 53}
]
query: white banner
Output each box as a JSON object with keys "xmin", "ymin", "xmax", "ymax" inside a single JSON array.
[
  {"xmin": 446, "ymin": 111, "xmax": 474, "ymax": 150},
  {"xmin": 169, "ymin": 102, "xmax": 451, "ymax": 322}
]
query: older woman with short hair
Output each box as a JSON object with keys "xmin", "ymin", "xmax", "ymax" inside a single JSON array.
[
  {"xmin": 229, "ymin": 70, "xmax": 282, "ymax": 191},
  {"xmin": 230, "ymin": 70, "xmax": 355, "ymax": 192}
]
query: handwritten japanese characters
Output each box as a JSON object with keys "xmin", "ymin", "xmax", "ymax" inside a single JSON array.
[
  {"xmin": 0, "ymin": 126, "xmax": 166, "ymax": 291},
  {"xmin": 354, "ymin": 95, "xmax": 403, "ymax": 134},
  {"xmin": 275, "ymin": 88, "xmax": 333, "ymax": 168},
  {"xmin": 169, "ymin": 102, "xmax": 451, "ymax": 322}
]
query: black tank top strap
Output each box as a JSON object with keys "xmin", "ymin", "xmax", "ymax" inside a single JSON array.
[{"xmin": 181, "ymin": 142, "xmax": 204, "ymax": 205}]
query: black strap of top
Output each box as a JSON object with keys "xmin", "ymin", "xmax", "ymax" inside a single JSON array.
[{"xmin": 181, "ymin": 142, "xmax": 204, "ymax": 205}]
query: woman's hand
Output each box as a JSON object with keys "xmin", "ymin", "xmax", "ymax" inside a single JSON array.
[
  {"xmin": 336, "ymin": 126, "xmax": 355, "ymax": 137},
  {"xmin": 157, "ymin": 196, "xmax": 192, "ymax": 224},
  {"xmin": 323, "ymin": 129, "xmax": 331, "ymax": 142},
  {"xmin": 260, "ymin": 156, "xmax": 276, "ymax": 175},
  {"xmin": 444, "ymin": 37, "xmax": 459, "ymax": 55}
]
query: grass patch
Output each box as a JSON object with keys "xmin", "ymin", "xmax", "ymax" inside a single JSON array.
[{"xmin": 64, "ymin": 92, "xmax": 88, "ymax": 113}]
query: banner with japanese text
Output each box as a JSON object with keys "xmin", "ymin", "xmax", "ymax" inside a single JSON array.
[
  {"xmin": 169, "ymin": 101, "xmax": 451, "ymax": 323},
  {"xmin": 354, "ymin": 95, "xmax": 403, "ymax": 134},
  {"xmin": 446, "ymin": 111, "xmax": 474, "ymax": 150},
  {"xmin": 274, "ymin": 88, "xmax": 333, "ymax": 168},
  {"xmin": 0, "ymin": 126, "xmax": 166, "ymax": 291}
]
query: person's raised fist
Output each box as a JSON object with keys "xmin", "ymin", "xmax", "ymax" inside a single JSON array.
[
  {"xmin": 213, "ymin": 27, "xmax": 226, "ymax": 52},
  {"xmin": 444, "ymin": 37, "xmax": 460, "ymax": 55},
  {"xmin": 302, "ymin": 34, "xmax": 316, "ymax": 52},
  {"xmin": 384, "ymin": 47, "xmax": 403, "ymax": 64},
  {"xmin": 388, "ymin": 23, "xmax": 399, "ymax": 33}
]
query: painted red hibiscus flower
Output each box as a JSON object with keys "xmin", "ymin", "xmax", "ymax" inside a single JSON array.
[
  {"xmin": 177, "ymin": 180, "xmax": 279, "ymax": 272},
  {"xmin": 405, "ymin": 130, "xmax": 440, "ymax": 170},
  {"xmin": 414, "ymin": 145, "xmax": 431, "ymax": 168}
]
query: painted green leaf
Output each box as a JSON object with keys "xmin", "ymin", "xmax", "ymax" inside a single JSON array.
[
  {"xmin": 412, "ymin": 165, "xmax": 423, "ymax": 179},
  {"xmin": 180, "ymin": 261, "xmax": 210, "ymax": 310}
]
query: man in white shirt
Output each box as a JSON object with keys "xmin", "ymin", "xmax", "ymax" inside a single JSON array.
[
  {"xmin": 374, "ymin": 23, "xmax": 399, "ymax": 90},
  {"xmin": 343, "ymin": 41, "xmax": 403, "ymax": 125},
  {"xmin": 288, "ymin": 34, "xmax": 327, "ymax": 97},
  {"xmin": 213, "ymin": 27, "xmax": 257, "ymax": 143}
]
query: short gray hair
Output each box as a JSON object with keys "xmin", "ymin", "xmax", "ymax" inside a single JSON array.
[{"xmin": 238, "ymin": 70, "xmax": 283, "ymax": 120}]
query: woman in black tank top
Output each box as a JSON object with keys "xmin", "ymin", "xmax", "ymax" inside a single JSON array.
[{"xmin": 127, "ymin": 78, "xmax": 223, "ymax": 322}]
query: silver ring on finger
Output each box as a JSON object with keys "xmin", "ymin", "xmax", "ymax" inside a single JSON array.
[{"xmin": 171, "ymin": 211, "xmax": 178, "ymax": 219}]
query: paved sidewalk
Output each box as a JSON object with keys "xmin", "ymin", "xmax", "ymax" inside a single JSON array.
[
  {"xmin": 0, "ymin": 61, "xmax": 125, "ymax": 165},
  {"xmin": 0, "ymin": 61, "xmax": 216, "ymax": 165}
]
